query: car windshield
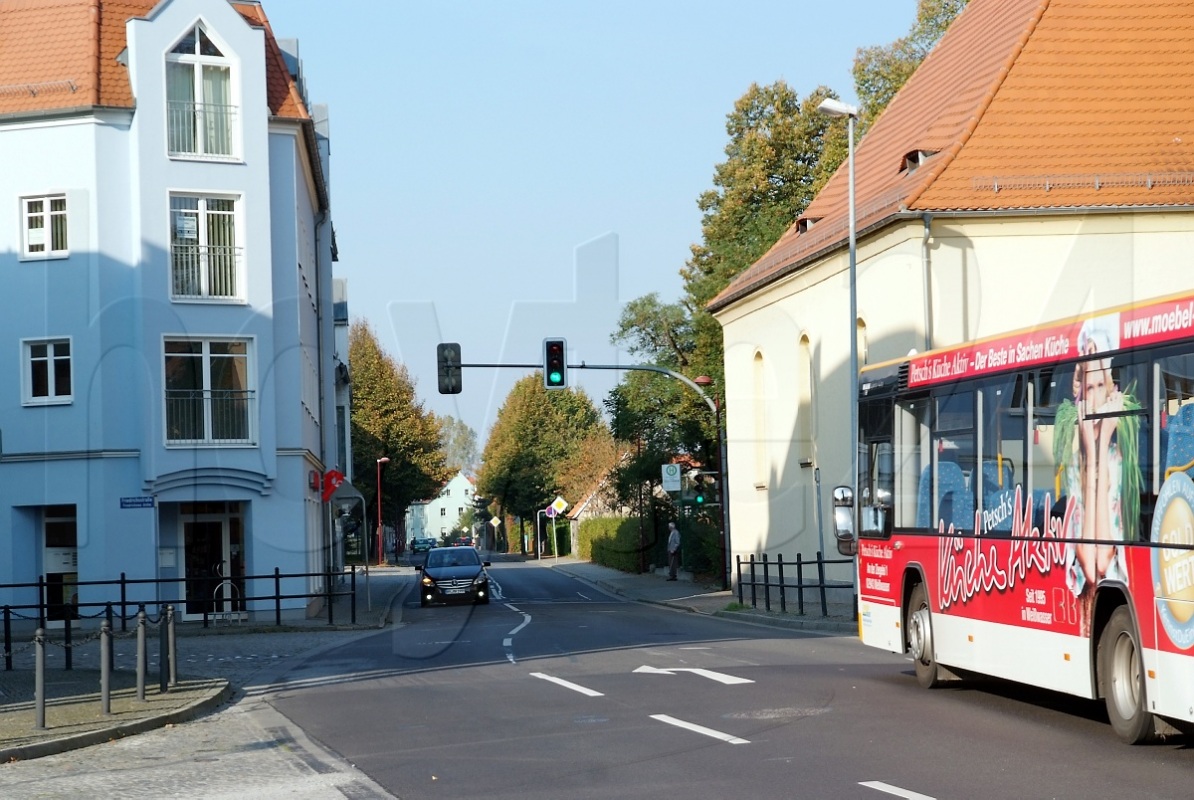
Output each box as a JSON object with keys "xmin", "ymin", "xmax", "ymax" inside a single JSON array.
[{"xmin": 426, "ymin": 549, "xmax": 479, "ymax": 568}]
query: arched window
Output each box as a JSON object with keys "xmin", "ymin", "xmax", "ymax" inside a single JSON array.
[{"xmin": 167, "ymin": 24, "xmax": 236, "ymax": 158}]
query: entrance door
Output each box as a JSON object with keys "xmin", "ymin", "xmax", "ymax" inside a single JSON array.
[{"xmin": 182, "ymin": 507, "xmax": 245, "ymax": 618}]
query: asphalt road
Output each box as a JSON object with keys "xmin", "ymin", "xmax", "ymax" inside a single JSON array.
[{"xmin": 268, "ymin": 560, "xmax": 1194, "ymax": 800}]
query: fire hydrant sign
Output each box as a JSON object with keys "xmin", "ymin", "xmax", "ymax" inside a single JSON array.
[{"xmin": 661, "ymin": 464, "xmax": 681, "ymax": 492}]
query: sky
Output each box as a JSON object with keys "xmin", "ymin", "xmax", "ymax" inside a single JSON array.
[{"xmin": 262, "ymin": 1, "xmax": 920, "ymax": 442}]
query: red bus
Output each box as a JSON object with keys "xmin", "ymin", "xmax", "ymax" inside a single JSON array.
[{"xmin": 831, "ymin": 289, "xmax": 1194, "ymax": 743}]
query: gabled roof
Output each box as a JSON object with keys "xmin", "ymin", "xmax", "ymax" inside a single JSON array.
[
  {"xmin": 711, "ymin": 0, "xmax": 1194, "ymax": 312},
  {"xmin": 0, "ymin": 0, "xmax": 307, "ymax": 120}
]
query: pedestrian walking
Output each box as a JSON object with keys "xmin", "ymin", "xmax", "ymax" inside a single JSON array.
[{"xmin": 666, "ymin": 522, "xmax": 681, "ymax": 580}]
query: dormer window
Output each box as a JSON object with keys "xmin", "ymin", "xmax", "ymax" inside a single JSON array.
[
  {"xmin": 901, "ymin": 149, "xmax": 936, "ymax": 174},
  {"xmin": 167, "ymin": 25, "xmax": 236, "ymax": 159},
  {"xmin": 796, "ymin": 218, "xmax": 820, "ymax": 234}
]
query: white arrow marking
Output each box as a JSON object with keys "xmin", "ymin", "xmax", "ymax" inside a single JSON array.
[
  {"xmin": 860, "ymin": 781, "xmax": 936, "ymax": 800},
  {"xmin": 633, "ymin": 666, "xmax": 753, "ymax": 685},
  {"xmin": 530, "ymin": 673, "xmax": 604, "ymax": 697},
  {"xmin": 650, "ymin": 714, "xmax": 749, "ymax": 744}
]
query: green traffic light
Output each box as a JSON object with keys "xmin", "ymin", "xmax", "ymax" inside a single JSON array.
[
  {"xmin": 548, "ymin": 371, "xmax": 563, "ymax": 385},
  {"xmin": 695, "ymin": 494, "xmax": 705, "ymax": 504}
]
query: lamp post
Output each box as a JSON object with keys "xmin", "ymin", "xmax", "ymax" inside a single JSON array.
[
  {"xmin": 693, "ymin": 375, "xmax": 730, "ymax": 591},
  {"xmin": 817, "ymin": 97, "xmax": 860, "ymax": 533}
]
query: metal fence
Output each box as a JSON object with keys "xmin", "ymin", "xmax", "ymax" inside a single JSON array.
[
  {"xmin": 736, "ymin": 552, "xmax": 856, "ymax": 617},
  {"xmin": 1, "ymin": 567, "xmax": 358, "ymax": 671}
]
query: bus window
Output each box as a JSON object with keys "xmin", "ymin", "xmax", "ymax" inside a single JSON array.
[
  {"xmin": 1160, "ymin": 352, "xmax": 1194, "ymax": 485},
  {"xmin": 933, "ymin": 390, "xmax": 976, "ymax": 533},
  {"xmin": 1030, "ymin": 368, "xmax": 1070, "ymax": 533},
  {"xmin": 859, "ymin": 398, "xmax": 894, "ymax": 537},
  {"xmin": 978, "ymin": 376, "xmax": 1025, "ymax": 535},
  {"xmin": 893, "ymin": 398, "xmax": 930, "ymax": 530}
]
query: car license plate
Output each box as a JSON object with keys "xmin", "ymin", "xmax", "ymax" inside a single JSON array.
[{"xmin": 445, "ymin": 588, "xmax": 466, "ymax": 594}]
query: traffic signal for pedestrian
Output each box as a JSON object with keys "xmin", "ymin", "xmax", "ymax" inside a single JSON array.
[
  {"xmin": 543, "ymin": 338, "xmax": 568, "ymax": 389},
  {"xmin": 437, "ymin": 342, "xmax": 462, "ymax": 394}
]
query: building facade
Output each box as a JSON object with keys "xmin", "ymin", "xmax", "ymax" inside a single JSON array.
[
  {"xmin": 405, "ymin": 472, "xmax": 477, "ymax": 544},
  {"xmin": 0, "ymin": 0, "xmax": 339, "ymax": 620}
]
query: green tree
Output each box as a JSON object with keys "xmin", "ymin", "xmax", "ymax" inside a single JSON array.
[
  {"xmin": 349, "ymin": 321, "xmax": 451, "ymax": 535},
  {"xmin": 853, "ymin": 0, "xmax": 970, "ymax": 129},
  {"xmin": 478, "ymin": 375, "xmax": 606, "ymax": 534},
  {"xmin": 438, "ymin": 415, "xmax": 479, "ymax": 474}
]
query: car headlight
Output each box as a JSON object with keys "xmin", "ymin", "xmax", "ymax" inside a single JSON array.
[
  {"xmin": 421, "ymin": 575, "xmax": 435, "ymax": 587},
  {"xmin": 471, "ymin": 573, "xmax": 487, "ymax": 587}
]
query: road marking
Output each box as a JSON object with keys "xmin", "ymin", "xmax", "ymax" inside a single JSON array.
[
  {"xmin": 633, "ymin": 665, "xmax": 754, "ymax": 685},
  {"xmin": 650, "ymin": 714, "xmax": 749, "ymax": 744},
  {"xmin": 530, "ymin": 673, "xmax": 604, "ymax": 697},
  {"xmin": 507, "ymin": 613, "xmax": 531, "ymax": 636},
  {"xmin": 576, "ymin": 592, "xmax": 591, "ymax": 600},
  {"xmin": 860, "ymin": 781, "xmax": 936, "ymax": 800},
  {"xmin": 502, "ymin": 638, "xmax": 512, "ymax": 647}
]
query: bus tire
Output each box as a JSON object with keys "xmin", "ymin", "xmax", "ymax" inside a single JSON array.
[
  {"xmin": 908, "ymin": 583, "xmax": 942, "ymax": 689},
  {"xmin": 1098, "ymin": 606, "xmax": 1154, "ymax": 744}
]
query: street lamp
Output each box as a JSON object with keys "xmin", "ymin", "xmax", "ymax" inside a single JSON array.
[
  {"xmin": 817, "ymin": 97, "xmax": 860, "ymax": 535},
  {"xmin": 693, "ymin": 375, "xmax": 730, "ymax": 591}
]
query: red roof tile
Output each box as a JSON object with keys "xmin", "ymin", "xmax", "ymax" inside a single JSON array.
[
  {"xmin": 0, "ymin": 0, "xmax": 307, "ymax": 119},
  {"xmin": 711, "ymin": 0, "xmax": 1194, "ymax": 311}
]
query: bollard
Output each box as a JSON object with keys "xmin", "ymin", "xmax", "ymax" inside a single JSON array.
[
  {"xmin": 350, "ymin": 567, "xmax": 357, "ymax": 626},
  {"xmin": 158, "ymin": 605, "xmax": 169, "ymax": 694},
  {"xmin": 778, "ymin": 554, "xmax": 788, "ymax": 613},
  {"xmin": 4, "ymin": 606, "xmax": 11, "ymax": 672},
  {"xmin": 762, "ymin": 554, "xmax": 772, "ymax": 612},
  {"xmin": 275, "ymin": 567, "xmax": 282, "ymax": 627},
  {"xmin": 100, "ymin": 619, "xmax": 111, "ymax": 716},
  {"xmin": 167, "ymin": 605, "xmax": 177, "ymax": 687},
  {"xmin": 34, "ymin": 628, "xmax": 46, "ymax": 729},
  {"xmin": 736, "ymin": 556, "xmax": 743, "ymax": 604},
  {"xmin": 106, "ymin": 604, "xmax": 115, "ymax": 672},
  {"xmin": 64, "ymin": 611, "xmax": 72, "ymax": 671},
  {"xmin": 817, "ymin": 551, "xmax": 828, "ymax": 617},
  {"xmin": 136, "ymin": 606, "xmax": 146, "ymax": 702},
  {"xmin": 796, "ymin": 553, "xmax": 806, "ymax": 615}
]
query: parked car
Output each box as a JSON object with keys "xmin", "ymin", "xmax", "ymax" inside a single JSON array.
[
  {"xmin": 416, "ymin": 546, "xmax": 490, "ymax": 607},
  {"xmin": 410, "ymin": 537, "xmax": 437, "ymax": 554},
  {"xmin": 454, "ymin": 536, "xmax": 474, "ymax": 547}
]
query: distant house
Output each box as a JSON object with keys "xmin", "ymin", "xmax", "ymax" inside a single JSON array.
[
  {"xmin": 709, "ymin": 0, "xmax": 1194, "ymax": 577},
  {"xmin": 405, "ymin": 472, "xmax": 477, "ymax": 543},
  {"xmin": 0, "ymin": 0, "xmax": 341, "ymax": 621}
]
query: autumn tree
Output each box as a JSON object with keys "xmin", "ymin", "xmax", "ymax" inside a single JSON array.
[
  {"xmin": 478, "ymin": 375, "xmax": 607, "ymax": 546},
  {"xmin": 349, "ymin": 321, "xmax": 451, "ymax": 538}
]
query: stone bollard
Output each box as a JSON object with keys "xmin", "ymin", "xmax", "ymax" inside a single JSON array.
[
  {"xmin": 101, "ymin": 619, "xmax": 111, "ymax": 716},
  {"xmin": 34, "ymin": 628, "xmax": 46, "ymax": 730},
  {"xmin": 136, "ymin": 606, "xmax": 146, "ymax": 702},
  {"xmin": 167, "ymin": 605, "xmax": 177, "ymax": 687}
]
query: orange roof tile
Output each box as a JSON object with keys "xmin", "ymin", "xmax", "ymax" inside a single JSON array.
[
  {"xmin": 711, "ymin": 0, "xmax": 1194, "ymax": 312},
  {"xmin": 0, "ymin": 0, "xmax": 307, "ymax": 119}
]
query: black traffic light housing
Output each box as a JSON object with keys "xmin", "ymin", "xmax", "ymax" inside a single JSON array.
[
  {"xmin": 543, "ymin": 338, "xmax": 568, "ymax": 389},
  {"xmin": 437, "ymin": 342, "xmax": 462, "ymax": 394}
]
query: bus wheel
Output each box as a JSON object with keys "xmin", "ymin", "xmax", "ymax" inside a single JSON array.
[
  {"xmin": 1099, "ymin": 606, "xmax": 1154, "ymax": 744},
  {"xmin": 908, "ymin": 583, "xmax": 942, "ymax": 689}
]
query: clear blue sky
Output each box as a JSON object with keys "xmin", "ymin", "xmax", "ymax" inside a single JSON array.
[{"xmin": 263, "ymin": 1, "xmax": 918, "ymax": 441}]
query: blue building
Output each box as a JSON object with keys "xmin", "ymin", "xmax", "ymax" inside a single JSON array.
[{"xmin": 0, "ymin": 0, "xmax": 341, "ymax": 621}]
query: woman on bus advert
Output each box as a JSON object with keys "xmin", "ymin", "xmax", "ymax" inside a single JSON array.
[{"xmin": 1053, "ymin": 316, "xmax": 1143, "ymax": 636}]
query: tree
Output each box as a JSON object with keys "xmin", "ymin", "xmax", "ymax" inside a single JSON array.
[
  {"xmin": 438, "ymin": 415, "xmax": 479, "ymax": 474},
  {"xmin": 478, "ymin": 375, "xmax": 607, "ymax": 532},
  {"xmin": 349, "ymin": 321, "xmax": 451, "ymax": 538},
  {"xmin": 853, "ymin": 0, "xmax": 970, "ymax": 130}
]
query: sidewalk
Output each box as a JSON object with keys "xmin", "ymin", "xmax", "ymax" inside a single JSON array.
[
  {"xmin": 0, "ymin": 558, "xmax": 856, "ymax": 762},
  {"xmin": 547, "ymin": 557, "xmax": 858, "ymax": 636}
]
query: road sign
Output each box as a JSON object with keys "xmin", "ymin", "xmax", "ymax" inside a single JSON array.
[
  {"xmin": 551, "ymin": 496, "xmax": 568, "ymax": 514},
  {"xmin": 490, "ymin": 516, "xmax": 501, "ymax": 527},
  {"xmin": 545, "ymin": 506, "xmax": 557, "ymax": 518},
  {"xmin": 661, "ymin": 463, "xmax": 681, "ymax": 492}
]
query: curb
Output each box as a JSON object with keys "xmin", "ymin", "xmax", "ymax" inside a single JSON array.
[{"xmin": 0, "ymin": 678, "xmax": 232, "ymax": 763}]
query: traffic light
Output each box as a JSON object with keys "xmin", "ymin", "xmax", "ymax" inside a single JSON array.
[
  {"xmin": 437, "ymin": 342, "xmax": 462, "ymax": 394},
  {"xmin": 692, "ymin": 475, "xmax": 707, "ymax": 505},
  {"xmin": 543, "ymin": 338, "xmax": 568, "ymax": 389}
]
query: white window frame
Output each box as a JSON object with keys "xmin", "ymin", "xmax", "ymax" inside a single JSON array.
[
  {"xmin": 169, "ymin": 193, "xmax": 243, "ymax": 302},
  {"xmin": 21, "ymin": 194, "xmax": 69, "ymax": 259},
  {"xmin": 22, "ymin": 337, "xmax": 73, "ymax": 405},
  {"xmin": 166, "ymin": 24, "xmax": 239, "ymax": 160},
  {"xmin": 163, "ymin": 336, "xmax": 256, "ymax": 447}
]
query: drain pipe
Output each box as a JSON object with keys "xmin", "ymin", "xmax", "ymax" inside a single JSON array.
[{"xmin": 921, "ymin": 213, "xmax": 934, "ymax": 352}]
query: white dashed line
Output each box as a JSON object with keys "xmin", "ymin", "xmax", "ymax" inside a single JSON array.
[
  {"xmin": 529, "ymin": 673, "xmax": 604, "ymax": 697},
  {"xmin": 649, "ymin": 714, "xmax": 749, "ymax": 744},
  {"xmin": 860, "ymin": 781, "xmax": 936, "ymax": 799}
]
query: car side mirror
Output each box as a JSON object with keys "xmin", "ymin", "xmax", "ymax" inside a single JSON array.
[
  {"xmin": 482, "ymin": 561, "xmax": 491, "ymax": 567},
  {"xmin": 414, "ymin": 565, "xmax": 423, "ymax": 572}
]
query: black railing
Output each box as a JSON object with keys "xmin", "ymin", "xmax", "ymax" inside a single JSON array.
[
  {"xmin": 736, "ymin": 552, "xmax": 856, "ymax": 618},
  {"xmin": 1, "ymin": 568, "xmax": 358, "ymax": 670}
]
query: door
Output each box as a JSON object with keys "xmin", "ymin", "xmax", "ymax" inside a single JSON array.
[{"xmin": 182, "ymin": 507, "xmax": 245, "ymax": 618}]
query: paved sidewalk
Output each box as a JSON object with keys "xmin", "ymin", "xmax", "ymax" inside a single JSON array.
[{"xmin": 0, "ymin": 557, "xmax": 856, "ymax": 763}]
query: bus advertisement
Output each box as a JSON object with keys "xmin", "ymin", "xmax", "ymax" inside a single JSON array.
[{"xmin": 832, "ymin": 289, "xmax": 1194, "ymax": 743}]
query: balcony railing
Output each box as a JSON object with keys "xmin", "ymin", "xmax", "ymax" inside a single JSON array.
[
  {"xmin": 171, "ymin": 244, "xmax": 242, "ymax": 300},
  {"xmin": 165, "ymin": 388, "xmax": 255, "ymax": 445},
  {"xmin": 167, "ymin": 101, "xmax": 237, "ymax": 158}
]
